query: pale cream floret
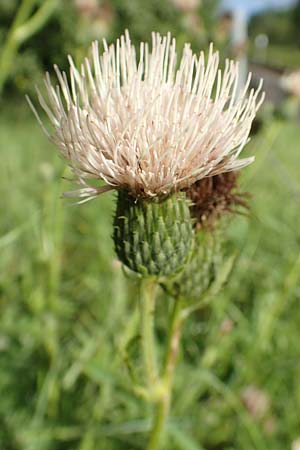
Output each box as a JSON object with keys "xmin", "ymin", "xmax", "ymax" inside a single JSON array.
[{"xmin": 28, "ymin": 31, "xmax": 264, "ymax": 202}]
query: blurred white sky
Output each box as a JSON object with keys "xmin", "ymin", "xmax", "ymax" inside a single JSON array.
[{"xmin": 222, "ymin": 0, "xmax": 297, "ymax": 17}]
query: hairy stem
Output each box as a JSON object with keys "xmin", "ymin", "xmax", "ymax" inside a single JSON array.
[{"xmin": 147, "ymin": 298, "xmax": 184, "ymax": 450}]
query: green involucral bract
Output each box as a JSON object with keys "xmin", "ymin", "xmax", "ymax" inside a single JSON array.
[
  {"xmin": 164, "ymin": 229, "xmax": 223, "ymax": 300},
  {"xmin": 113, "ymin": 191, "xmax": 194, "ymax": 277}
]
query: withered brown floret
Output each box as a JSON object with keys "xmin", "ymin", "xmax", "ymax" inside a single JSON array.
[{"xmin": 186, "ymin": 172, "xmax": 249, "ymax": 229}]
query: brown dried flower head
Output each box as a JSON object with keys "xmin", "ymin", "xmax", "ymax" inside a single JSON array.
[{"xmin": 187, "ymin": 171, "xmax": 249, "ymax": 229}]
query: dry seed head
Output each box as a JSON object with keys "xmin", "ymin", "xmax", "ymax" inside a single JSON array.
[{"xmin": 28, "ymin": 31, "xmax": 264, "ymax": 202}]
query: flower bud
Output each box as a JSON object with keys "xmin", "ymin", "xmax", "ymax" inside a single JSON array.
[{"xmin": 164, "ymin": 229, "xmax": 222, "ymax": 300}]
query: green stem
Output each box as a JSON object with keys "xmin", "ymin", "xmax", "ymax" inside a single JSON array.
[
  {"xmin": 9, "ymin": 0, "xmax": 36, "ymax": 31},
  {"xmin": 0, "ymin": 0, "xmax": 57, "ymax": 96},
  {"xmin": 15, "ymin": 0, "xmax": 58, "ymax": 44},
  {"xmin": 147, "ymin": 298, "xmax": 184, "ymax": 450},
  {"xmin": 140, "ymin": 278, "xmax": 158, "ymax": 388}
]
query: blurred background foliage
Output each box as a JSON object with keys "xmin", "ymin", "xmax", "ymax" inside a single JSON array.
[
  {"xmin": 249, "ymin": 5, "xmax": 300, "ymax": 48},
  {"xmin": 1, "ymin": 1, "xmax": 300, "ymax": 450},
  {"xmin": 0, "ymin": 0, "xmax": 220, "ymax": 97}
]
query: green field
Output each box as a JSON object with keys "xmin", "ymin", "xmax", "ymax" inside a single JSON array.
[{"xmin": 1, "ymin": 103, "xmax": 300, "ymax": 450}]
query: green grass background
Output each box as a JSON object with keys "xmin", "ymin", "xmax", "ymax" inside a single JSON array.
[{"xmin": 1, "ymin": 102, "xmax": 300, "ymax": 450}]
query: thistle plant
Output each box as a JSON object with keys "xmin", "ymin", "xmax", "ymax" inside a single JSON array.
[{"xmin": 28, "ymin": 31, "xmax": 264, "ymax": 450}]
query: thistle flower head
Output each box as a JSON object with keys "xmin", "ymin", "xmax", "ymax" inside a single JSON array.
[{"xmin": 28, "ymin": 31, "xmax": 264, "ymax": 202}]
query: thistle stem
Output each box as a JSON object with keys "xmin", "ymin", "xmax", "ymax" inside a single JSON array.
[
  {"xmin": 140, "ymin": 278, "xmax": 158, "ymax": 388},
  {"xmin": 147, "ymin": 298, "xmax": 185, "ymax": 450}
]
